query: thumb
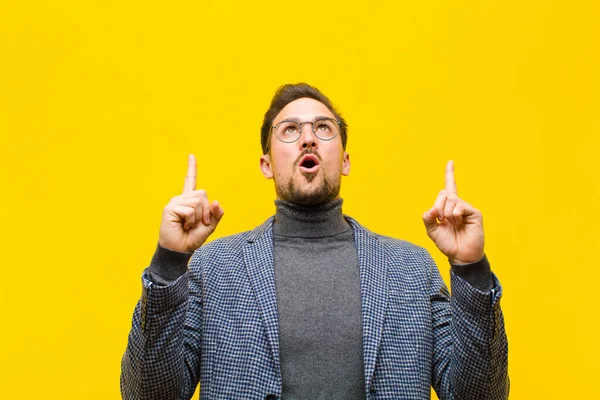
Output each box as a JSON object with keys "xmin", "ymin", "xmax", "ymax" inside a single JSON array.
[
  {"xmin": 422, "ymin": 207, "xmax": 439, "ymax": 233},
  {"xmin": 209, "ymin": 200, "xmax": 225, "ymax": 226}
]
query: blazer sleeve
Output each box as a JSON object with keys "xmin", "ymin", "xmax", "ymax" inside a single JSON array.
[
  {"xmin": 426, "ymin": 249, "xmax": 510, "ymax": 400},
  {"xmin": 120, "ymin": 267, "xmax": 203, "ymax": 400}
]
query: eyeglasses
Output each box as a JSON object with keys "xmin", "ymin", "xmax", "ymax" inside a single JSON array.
[{"xmin": 271, "ymin": 117, "xmax": 342, "ymax": 145}]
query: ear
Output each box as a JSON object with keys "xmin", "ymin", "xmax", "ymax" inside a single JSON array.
[
  {"xmin": 341, "ymin": 151, "xmax": 351, "ymax": 176},
  {"xmin": 260, "ymin": 154, "xmax": 274, "ymax": 179}
]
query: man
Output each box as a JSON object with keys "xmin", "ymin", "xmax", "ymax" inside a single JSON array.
[{"xmin": 121, "ymin": 83, "xmax": 509, "ymax": 399}]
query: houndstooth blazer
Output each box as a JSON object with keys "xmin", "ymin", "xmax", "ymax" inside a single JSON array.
[{"xmin": 121, "ymin": 216, "xmax": 509, "ymax": 400}]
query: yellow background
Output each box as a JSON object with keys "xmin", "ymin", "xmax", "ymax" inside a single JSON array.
[{"xmin": 1, "ymin": 0, "xmax": 598, "ymax": 399}]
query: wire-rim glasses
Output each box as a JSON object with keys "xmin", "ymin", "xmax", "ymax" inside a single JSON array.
[{"xmin": 271, "ymin": 117, "xmax": 342, "ymax": 144}]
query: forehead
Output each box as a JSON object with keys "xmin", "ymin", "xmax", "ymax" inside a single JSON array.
[{"xmin": 273, "ymin": 97, "xmax": 335, "ymax": 124}]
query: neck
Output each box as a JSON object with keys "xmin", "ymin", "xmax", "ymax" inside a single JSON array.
[{"xmin": 273, "ymin": 198, "xmax": 349, "ymax": 238}]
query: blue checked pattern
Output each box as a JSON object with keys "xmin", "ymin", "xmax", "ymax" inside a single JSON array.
[{"xmin": 121, "ymin": 216, "xmax": 509, "ymax": 399}]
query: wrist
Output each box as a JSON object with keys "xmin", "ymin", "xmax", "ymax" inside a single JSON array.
[
  {"xmin": 149, "ymin": 243, "xmax": 193, "ymax": 283},
  {"xmin": 449, "ymin": 253, "xmax": 485, "ymax": 266},
  {"xmin": 450, "ymin": 254, "xmax": 493, "ymax": 292}
]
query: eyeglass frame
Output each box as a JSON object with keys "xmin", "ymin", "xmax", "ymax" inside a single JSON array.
[{"xmin": 269, "ymin": 117, "xmax": 343, "ymax": 149}]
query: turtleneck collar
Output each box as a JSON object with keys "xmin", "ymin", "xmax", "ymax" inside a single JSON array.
[{"xmin": 273, "ymin": 198, "xmax": 350, "ymax": 238}]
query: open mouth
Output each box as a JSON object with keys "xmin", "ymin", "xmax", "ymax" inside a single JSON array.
[{"xmin": 298, "ymin": 154, "xmax": 321, "ymax": 174}]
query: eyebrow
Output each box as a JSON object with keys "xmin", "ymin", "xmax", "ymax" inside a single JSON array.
[{"xmin": 275, "ymin": 115, "xmax": 333, "ymax": 124}]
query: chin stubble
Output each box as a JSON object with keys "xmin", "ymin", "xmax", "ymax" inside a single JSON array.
[{"xmin": 276, "ymin": 169, "xmax": 341, "ymax": 206}]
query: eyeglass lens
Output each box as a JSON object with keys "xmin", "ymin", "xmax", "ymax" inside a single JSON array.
[{"xmin": 274, "ymin": 119, "xmax": 339, "ymax": 143}]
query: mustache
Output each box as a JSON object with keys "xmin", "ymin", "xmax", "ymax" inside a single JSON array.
[{"xmin": 293, "ymin": 148, "xmax": 322, "ymax": 168}]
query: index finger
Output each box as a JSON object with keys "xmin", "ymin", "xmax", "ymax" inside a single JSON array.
[
  {"xmin": 445, "ymin": 160, "xmax": 457, "ymax": 196},
  {"xmin": 183, "ymin": 154, "xmax": 197, "ymax": 194}
]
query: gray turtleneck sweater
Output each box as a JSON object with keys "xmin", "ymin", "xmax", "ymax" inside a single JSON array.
[
  {"xmin": 272, "ymin": 199, "xmax": 365, "ymax": 399},
  {"xmin": 147, "ymin": 199, "xmax": 493, "ymax": 399}
]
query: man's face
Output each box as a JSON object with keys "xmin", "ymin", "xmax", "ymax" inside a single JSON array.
[{"xmin": 260, "ymin": 97, "xmax": 350, "ymax": 205}]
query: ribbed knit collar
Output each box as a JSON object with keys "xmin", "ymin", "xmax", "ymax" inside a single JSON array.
[{"xmin": 273, "ymin": 198, "xmax": 350, "ymax": 238}]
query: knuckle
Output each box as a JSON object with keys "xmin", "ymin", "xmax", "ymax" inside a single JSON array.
[{"xmin": 191, "ymin": 198, "xmax": 202, "ymax": 207}]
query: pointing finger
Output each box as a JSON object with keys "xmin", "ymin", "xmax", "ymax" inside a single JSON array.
[
  {"xmin": 445, "ymin": 160, "xmax": 457, "ymax": 197},
  {"xmin": 183, "ymin": 154, "xmax": 197, "ymax": 194}
]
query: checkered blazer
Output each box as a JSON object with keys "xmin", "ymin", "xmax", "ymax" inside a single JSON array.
[{"xmin": 121, "ymin": 216, "xmax": 509, "ymax": 399}]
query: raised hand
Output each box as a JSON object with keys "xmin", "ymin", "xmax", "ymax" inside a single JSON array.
[
  {"xmin": 158, "ymin": 154, "xmax": 225, "ymax": 253},
  {"xmin": 422, "ymin": 161, "xmax": 485, "ymax": 265}
]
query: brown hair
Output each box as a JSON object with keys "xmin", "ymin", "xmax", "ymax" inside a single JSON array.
[{"xmin": 260, "ymin": 83, "xmax": 348, "ymax": 154}]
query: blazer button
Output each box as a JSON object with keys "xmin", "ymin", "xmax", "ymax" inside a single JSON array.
[{"xmin": 265, "ymin": 395, "xmax": 278, "ymax": 400}]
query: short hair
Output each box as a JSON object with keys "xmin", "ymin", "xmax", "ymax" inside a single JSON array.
[{"xmin": 260, "ymin": 83, "xmax": 348, "ymax": 154}]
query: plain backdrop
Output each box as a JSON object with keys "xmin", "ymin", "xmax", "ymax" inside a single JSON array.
[{"xmin": 1, "ymin": 1, "xmax": 599, "ymax": 399}]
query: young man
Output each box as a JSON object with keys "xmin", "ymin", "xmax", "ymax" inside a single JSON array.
[{"xmin": 121, "ymin": 83, "xmax": 509, "ymax": 400}]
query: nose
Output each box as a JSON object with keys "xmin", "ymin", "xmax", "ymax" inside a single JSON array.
[{"xmin": 298, "ymin": 123, "xmax": 318, "ymax": 150}]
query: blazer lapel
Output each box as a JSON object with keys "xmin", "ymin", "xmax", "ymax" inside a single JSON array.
[
  {"xmin": 241, "ymin": 216, "xmax": 387, "ymax": 391},
  {"xmin": 348, "ymin": 217, "xmax": 388, "ymax": 391},
  {"xmin": 243, "ymin": 217, "xmax": 282, "ymax": 382}
]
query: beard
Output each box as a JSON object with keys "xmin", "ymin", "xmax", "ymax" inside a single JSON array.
[{"xmin": 274, "ymin": 168, "xmax": 341, "ymax": 206}]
